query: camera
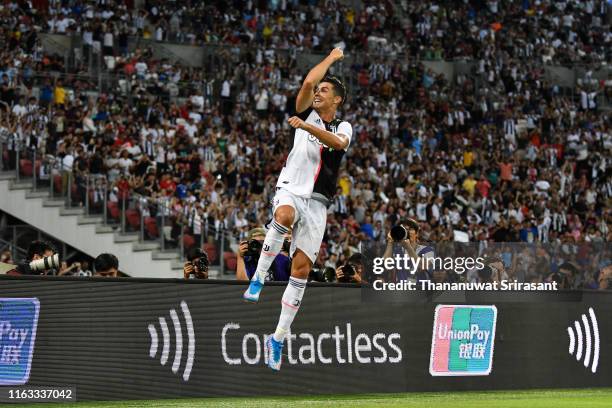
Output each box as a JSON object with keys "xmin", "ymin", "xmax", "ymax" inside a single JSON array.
[
  {"xmin": 390, "ymin": 225, "xmax": 408, "ymax": 241},
  {"xmin": 30, "ymin": 254, "xmax": 60, "ymax": 271},
  {"xmin": 337, "ymin": 263, "xmax": 356, "ymax": 283},
  {"xmin": 244, "ymin": 239, "xmax": 263, "ymax": 258},
  {"xmin": 282, "ymin": 239, "xmax": 291, "ymax": 254},
  {"xmin": 309, "ymin": 266, "xmax": 336, "ymax": 283},
  {"xmin": 192, "ymin": 255, "xmax": 209, "ymax": 275}
]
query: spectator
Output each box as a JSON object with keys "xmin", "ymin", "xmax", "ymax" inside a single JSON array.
[
  {"xmin": 54, "ymin": 79, "xmax": 66, "ymax": 106},
  {"xmin": 94, "ymin": 253, "xmax": 119, "ymax": 277}
]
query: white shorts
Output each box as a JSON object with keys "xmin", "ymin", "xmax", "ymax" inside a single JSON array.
[{"xmin": 272, "ymin": 188, "xmax": 327, "ymax": 264}]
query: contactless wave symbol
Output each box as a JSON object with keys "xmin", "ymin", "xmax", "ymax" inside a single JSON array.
[
  {"xmin": 567, "ymin": 307, "xmax": 599, "ymax": 374},
  {"xmin": 147, "ymin": 301, "xmax": 195, "ymax": 381}
]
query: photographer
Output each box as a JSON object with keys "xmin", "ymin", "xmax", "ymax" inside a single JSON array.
[
  {"xmin": 183, "ymin": 247, "xmax": 209, "ymax": 279},
  {"xmin": 93, "ymin": 253, "xmax": 119, "ymax": 277},
  {"xmin": 470, "ymin": 255, "xmax": 509, "ymax": 284},
  {"xmin": 236, "ymin": 228, "xmax": 291, "ymax": 282},
  {"xmin": 382, "ymin": 218, "xmax": 434, "ymax": 282},
  {"xmin": 15, "ymin": 240, "xmax": 59, "ymax": 275},
  {"xmin": 335, "ymin": 253, "xmax": 364, "ymax": 284}
]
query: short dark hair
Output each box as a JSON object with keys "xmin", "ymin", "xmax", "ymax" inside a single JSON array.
[
  {"xmin": 187, "ymin": 247, "xmax": 207, "ymax": 262},
  {"xmin": 94, "ymin": 253, "xmax": 119, "ymax": 273},
  {"xmin": 27, "ymin": 241, "xmax": 54, "ymax": 261},
  {"xmin": 321, "ymin": 75, "xmax": 347, "ymax": 105},
  {"xmin": 403, "ymin": 218, "xmax": 420, "ymax": 232},
  {"xmin": 347, "ymin": 253, "xmax": 364, "ymax": 267}
]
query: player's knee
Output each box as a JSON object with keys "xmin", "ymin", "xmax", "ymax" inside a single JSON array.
[
  {"xmin": 291, "ymin": 254, "xmax": 312, "ymax": 279},
  {"xmin": 292, "ymin": 263, "xmax": 310, "ymax": 280},
  {"xmin": 274, "ymin": 207, "xmax": 294, "ymax": 228}
]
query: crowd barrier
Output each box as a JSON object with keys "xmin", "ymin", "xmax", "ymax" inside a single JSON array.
[{"xmin": 0, "ymin": 276, "xmax": 610, "ymax": 401}]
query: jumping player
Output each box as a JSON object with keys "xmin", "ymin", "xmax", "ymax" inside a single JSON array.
[{"xmin": 243, "ymin": 47, "xmax": 352, "ymax": 371}]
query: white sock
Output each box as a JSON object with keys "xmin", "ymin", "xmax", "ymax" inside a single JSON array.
[
  {"xmin": 252, "ymin": 220, "xmax": 289, "ymax": 284},
  {"xmin": 273, "ymin": 277, "xmax": 307, "ymax": 342}
]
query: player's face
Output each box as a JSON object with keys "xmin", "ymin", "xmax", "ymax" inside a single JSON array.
[{"xmin": 313, "ymin": 82, "xmax": 338, "ymax": 110}]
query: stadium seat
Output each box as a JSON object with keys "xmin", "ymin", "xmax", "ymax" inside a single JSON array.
[
  {"xmin": 19, "ymin": 159, "xmax": 33, "ymax": 177},
  {"xmin": 203, "ymin": 243, "xmax": 218, "ymax": 264},
  {"xmin": 125, "ymin": 209, "xmax": 141, "ymax": 230},
  {"xmin": 107, "ymin": 202, "xmax": 120, "ymax": 221},
  {"xmin": 53, "ymin": 175, "xmax": 62, "ymax": 194},
  {"xmin": 87, "ymin": 190, "xmax": 99, "ymax": 209},
  {"xmin": 224, "ymin": 252, "xmax": 237, "ymax": 271},
  {"xmin": 183, "ymin": 233, "xmax": 195, "ymax": 250},
  {"xmin": 144, "ymin": 217, "xmax": 159, "ymax": 239}
]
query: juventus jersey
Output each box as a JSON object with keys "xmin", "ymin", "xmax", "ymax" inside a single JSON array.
[{"xmin": 277, "ymin": 107, "xmax": 352, "ymax": 200}]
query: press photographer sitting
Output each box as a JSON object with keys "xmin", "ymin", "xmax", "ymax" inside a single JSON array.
[
  {"xmin": 335, "ymin": 253, "xmax": 364, "ymax": 284},
  {"xmin": 183, "ymin": 247, "xmax": 210, "ymax": 279},
  {"xmin": 14, "ymin": 240, "xmax": 60, "ymax": 275},
  {"xmin": 236, "ymin": 228, "xmax": 291, "ymax": 282}
]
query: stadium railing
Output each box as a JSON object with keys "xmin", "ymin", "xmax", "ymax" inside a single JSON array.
[{"xmin": 2, "ymin": 144, "xmax": 239, "ymax": 275}]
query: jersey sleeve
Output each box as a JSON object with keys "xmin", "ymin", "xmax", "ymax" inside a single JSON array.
[
  {"xmin": 296, "ymin": 106, "xmax": 314, "ymax": 120},
  {"xmin": 337, "ymin": 121, "xmax": 353, "ymax": 151}
]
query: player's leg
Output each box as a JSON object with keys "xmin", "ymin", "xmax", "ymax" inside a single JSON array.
[
  {"xmin": 267, "ymin": 248, "xmax": 311, "ymax": 370},
  {"xmin": 254, "ymin": 204, "xmax": 294, "ymax": 283},
  {"xmin": 243, "ymin": 190, "xmax": 296, "ymax": 302},
  {"xmin": 267, "ymin": 199, "xmax": 326, "ymax": 370},
  {"xmin": 274, "ymin": 249, "xmax": 311, "ymax": 339}
]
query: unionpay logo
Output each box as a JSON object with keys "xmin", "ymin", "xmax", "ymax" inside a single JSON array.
[
  {"xmin": 0, "ymin": 298, "xmax": 40, "ymax": 385},
  {"xmin": 429, "ymin": 305, "xmax": 497, "ymax": 376}
]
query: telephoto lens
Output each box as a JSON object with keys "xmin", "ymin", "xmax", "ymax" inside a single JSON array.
[
  {"xmin": 390, "ymin": 225, "xmax": 408, "ymax": 241},
  {"xmin": 29, "ymin": 254, "xmax": 60, "ymax": 271}
]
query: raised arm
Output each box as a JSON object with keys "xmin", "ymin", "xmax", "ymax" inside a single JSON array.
[{"xmin": 295, "ymin": 48, "xmax": 344, "ymax": 113}]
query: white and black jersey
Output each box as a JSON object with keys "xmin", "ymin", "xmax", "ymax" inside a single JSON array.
[{"xmin": 277, "ymin": 107, "xmax": 352, "ymax": 201}]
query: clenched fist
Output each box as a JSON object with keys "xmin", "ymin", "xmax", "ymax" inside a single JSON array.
[
  {"xmin": 329, "ymin": 47, "xmax": 344, "ymax": 62},
  {"xmin": 288, "ymin": 116, "xmax": 306, "ymax": 129}
]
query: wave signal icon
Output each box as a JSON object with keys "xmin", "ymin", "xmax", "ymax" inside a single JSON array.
[
  {"xmin": 567, "ymin": 307, "xmax": 599, "ymax": 374},
  {"xmin": 147, "ymin": 301, "xmax": 195, "ymax": 381}
]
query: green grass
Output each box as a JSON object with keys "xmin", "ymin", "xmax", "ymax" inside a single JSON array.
[{"xmin": 19, "ymin": 388, "xmax": 612, "ymax": 408}]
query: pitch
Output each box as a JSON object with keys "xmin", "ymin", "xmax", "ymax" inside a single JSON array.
[{"xmin": 17, "ymin": 388, "xmax": 612, "ymax": 408}]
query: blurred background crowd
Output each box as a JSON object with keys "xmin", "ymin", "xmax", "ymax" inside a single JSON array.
[{"xmin": 0, "ymin": 0, "xmax": 610, "ymax": 286}]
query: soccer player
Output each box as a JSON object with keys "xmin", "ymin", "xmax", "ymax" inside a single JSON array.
[{"xmin": 243, "ymin": 47, "xmax": 352, "ymax": 371}]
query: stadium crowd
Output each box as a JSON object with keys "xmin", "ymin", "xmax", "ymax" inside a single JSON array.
[
  {"xmin": 0, "ymin": 1, "xmax": 610, "ymax": 287},
  {"xmin": 32, "ymin": 0, "xmax": 610, "ymax": 66}
]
